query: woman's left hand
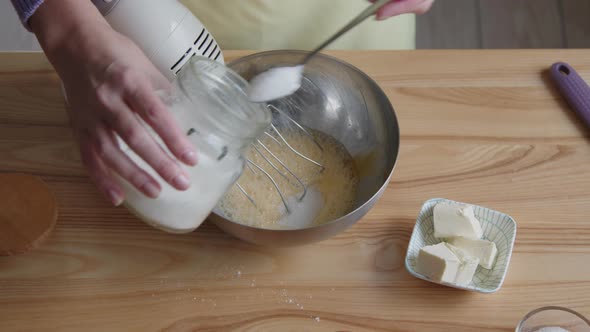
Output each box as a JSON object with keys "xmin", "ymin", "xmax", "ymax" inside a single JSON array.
[{"xmin": 373, "ymin": 0, "xmax": 435, "ymax": 20}]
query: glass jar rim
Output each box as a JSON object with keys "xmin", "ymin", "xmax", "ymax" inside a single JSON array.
[
  {"xmin": 176, "ymin": 56, "xmax": 271, "ymax": 140},
  {"xmin": 516, "ymin": 306, "xmax": 590, "ymax": 331}
]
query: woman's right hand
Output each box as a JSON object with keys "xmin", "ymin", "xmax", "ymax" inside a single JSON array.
[
  {"xmin": 372, "ymin": 0, "xmax": 435, "ymax": 19},
  {"xmin": 30, "ymin": 0, "xmax": 197, "ymax": 206}
]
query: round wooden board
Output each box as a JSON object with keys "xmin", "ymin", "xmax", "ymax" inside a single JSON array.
[{"xmin": 0, "ymin": 173, "xmax": 58, "ymax": 256}]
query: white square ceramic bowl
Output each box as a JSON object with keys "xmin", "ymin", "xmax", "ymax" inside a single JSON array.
[{"xmin": 405, "ymin": 198, "xmax": 517, "ymax": 293}]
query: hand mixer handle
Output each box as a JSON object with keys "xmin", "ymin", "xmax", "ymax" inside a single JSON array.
[{"xmin": 91, "ymin": 0, "xmax": 225, "ymax": 81}]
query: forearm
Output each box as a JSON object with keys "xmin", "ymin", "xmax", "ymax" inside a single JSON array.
[
  {"xmin": 30, "ymin": 0, "xmax": 106, "ymax": 55},
  {"xmin": 28, "ymin": 0, "xmax": 123, "ymax": 85}
]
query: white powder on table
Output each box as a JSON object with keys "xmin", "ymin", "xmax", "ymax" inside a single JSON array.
[{"xmin": 248, "ymin": 65, "xmax": 304, "ymax": 102}]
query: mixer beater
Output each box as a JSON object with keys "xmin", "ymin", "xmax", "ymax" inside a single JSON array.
[{"xmin": 236, "ymin": 104, "xmax": 325, "ymax": 214}]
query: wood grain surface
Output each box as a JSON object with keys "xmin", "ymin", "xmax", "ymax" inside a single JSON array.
[{"xmin": 1, "ymin": 50, "xmax": 590, "ymax": 331}]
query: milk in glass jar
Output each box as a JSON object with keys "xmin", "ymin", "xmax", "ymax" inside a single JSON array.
[{"xmin": 117, "ymin": 57, "xmax": 271, "ymax": 233}]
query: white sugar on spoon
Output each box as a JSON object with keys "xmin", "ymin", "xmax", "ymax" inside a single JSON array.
[
  {"xmin": 248, "ymin": 65, "xmax": 304, "ymax": 103},
  {"xmin": 247, "ymin": 0, "xmax": 392, "ymax": 103}
]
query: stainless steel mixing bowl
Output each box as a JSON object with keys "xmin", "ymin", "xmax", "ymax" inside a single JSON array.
[{"xmin": 209, "ymin": 50, "xmax": 400, "ymax": 246}]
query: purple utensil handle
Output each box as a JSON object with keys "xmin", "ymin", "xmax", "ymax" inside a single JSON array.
[{"xmin": 550, "ymin": 62, "xmax": 590, "ymax": 130}]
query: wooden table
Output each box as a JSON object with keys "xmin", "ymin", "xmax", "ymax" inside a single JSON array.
[{"xmin": 1, "ymin": 50, "xmax": 589, "ymax": 331}]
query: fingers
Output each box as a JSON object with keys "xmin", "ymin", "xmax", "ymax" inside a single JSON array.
[
  {"xmin": 375, "ymin": 0, "xmax": 435, "ymax": 20},
  {"xmin": 97, "ymin": 89, "xmax": 192, "ymax": 192},
  {"xmin": 103, "ymin": 60, "xmax": 195, "ymax": 168},
  {"xmin": 96, "ymin": 124, "xmax": 163, "ymax": 198},
  {"xmin": 94, "ymin": 65, "xmax": 193, "ymax": 193},
  {"xmin": 124, "ymin": 77, "xmax": 198, "ymax": 166},
  {"xmin": 79, "ymin": 134, "xmax": 124, "ymax": 206},
  {"xmin": 414, "ymin": 0, "xmax": 435, "ymax": 15},
  {"xmin": 79, "ymin": 122, "xmax": 163, "ymax": 205}
]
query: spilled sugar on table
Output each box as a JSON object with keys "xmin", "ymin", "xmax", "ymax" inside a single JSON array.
[{"xmin": 0, "ymin": 50, "xmax": 589, "ymax": 331}]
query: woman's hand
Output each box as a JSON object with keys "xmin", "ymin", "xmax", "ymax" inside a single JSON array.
[
  {"xmin": 30, "ymin": 0, "xmax": 197, "ymax": 206},
  {"xmin": 373, "ymin": 0, "xmax": 435, "ymax": 20}
]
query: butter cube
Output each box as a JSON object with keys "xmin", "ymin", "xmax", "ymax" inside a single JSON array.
[
  {"xmin": 415, "ymin": 243, "xmax": 461, "ymax": 284},
  {"xmin": 415, "ymin": 243, "xmax": 480, "ymax": 286},
  {"xmin": 449, "ymin": 237, "xmax": 498, "ymax": 269},
  {"xmin": 446, "ymin": 244, "xmax": 480, "ymax": 286},
  {"xmin": 434, "ymin": 202, "xmax": 483, "ymax": 240}
]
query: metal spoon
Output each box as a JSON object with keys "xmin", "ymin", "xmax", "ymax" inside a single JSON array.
[
  {"xmin": 247, "ymin": 0, "xmax": 391, "ymax": 102},
  {"xmin": 302, "ymin": 0, "xmax": 392, "ymax": 64}
]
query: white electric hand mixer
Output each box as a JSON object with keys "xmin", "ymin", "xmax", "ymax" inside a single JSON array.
[
  {"xmin": 91, "ymin": 0, "xmax": 224, "ymax": 79},
  {"xmin": 91, "ymin": 0, "xmax": 324, "ymax": 213}
]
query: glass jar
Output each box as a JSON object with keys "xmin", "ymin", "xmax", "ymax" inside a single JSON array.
[{"xmin": 117, "ymin": 57, "xmax": 271, "ymax": 233}]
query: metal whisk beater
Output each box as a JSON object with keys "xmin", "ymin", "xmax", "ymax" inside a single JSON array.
[{"xmin": 235, "ymin": 105, "xmax": 325, "ymax": 214}]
